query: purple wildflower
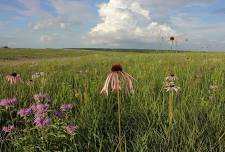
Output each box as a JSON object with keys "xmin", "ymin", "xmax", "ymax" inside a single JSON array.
[
  {"xmin": 65, "ymin": 125, "xmax": 79, "ymax": 134},
  {"xmin": 54, "ymin": 110, "xmax": 64, "ymax": 118},
  {"xmin": 34, "ymin": 116, "xmax": 50, "ymax": 128},
  {"xmin": 2, "ymin": 125, "xmax": 15, "ymax": 133},
  {"xmin": 0, "ymin": 98, "xmax": 17, "ymax": 107},
  {"xmin": 60, "ymin": 104, "xmax": 73, "ymax": 112},
  {"xmin": 33, "ymin": 93, "xmax": 50, "ymax": 103},
  {"xmin": 17, "ymin": 108, "xmax": 32, "ymax": 117},
  {"xmin": 31, "ymin": 103, "xmax": 49, "ymax": 116}
]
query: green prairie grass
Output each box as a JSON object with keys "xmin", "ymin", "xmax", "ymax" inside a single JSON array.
[{"xmin": 0, "ymin": 49, "xmax": 224, "ymax": 151}]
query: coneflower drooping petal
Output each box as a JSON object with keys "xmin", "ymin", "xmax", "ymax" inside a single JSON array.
[
  {"xmin": 121, "ymin": 72, "xmax": 135, "ymax": 94},
  {"xmin": 100, "ymin": 73, "xmax": 112, "ymax": 96}
]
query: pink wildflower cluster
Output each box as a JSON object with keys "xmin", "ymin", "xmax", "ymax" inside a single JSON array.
[
  {"xmin": 0, "ymin": 98, "xmax": 17, "ymax": 107},
  {"xmin": 2, "ymin": 125, "xmax": 15, "ymax": 133}
]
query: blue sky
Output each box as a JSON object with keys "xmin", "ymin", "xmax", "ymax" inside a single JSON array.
[{"xmin": 0, "ymin": 0, "xmax": 225, "ymax": 51}]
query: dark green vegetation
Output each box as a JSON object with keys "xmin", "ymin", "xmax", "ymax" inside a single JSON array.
[{"xmin": 0, "ymin": 48, "xmax": 225, "ymax": 151}]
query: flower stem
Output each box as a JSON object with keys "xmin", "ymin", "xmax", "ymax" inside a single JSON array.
[
  {"xmin": 117, "ymin": 91, "xmax": 122, "ymax": 152},
  {"xmin": 168, "ymin": 90, "xmax": 174, "ymax": 126}
]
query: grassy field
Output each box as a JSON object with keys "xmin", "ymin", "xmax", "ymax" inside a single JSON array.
[{"xmin": 0, "ymin": 48, "xmax": 225, "ymax": 151}]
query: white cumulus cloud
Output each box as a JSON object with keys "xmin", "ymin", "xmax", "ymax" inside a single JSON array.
[{"xmin": 87, "ymin": 0, "xmax": 176, "ymax": 46}]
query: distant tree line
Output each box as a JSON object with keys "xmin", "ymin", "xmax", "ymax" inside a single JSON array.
[{"xmin": 1, "ymin": 46, "xmax": 9, "ymax": 48}]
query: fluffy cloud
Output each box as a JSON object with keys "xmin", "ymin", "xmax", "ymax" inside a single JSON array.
[{"xmin": 87, "ymin": 0, "xmax": 176, "ymax": 46}]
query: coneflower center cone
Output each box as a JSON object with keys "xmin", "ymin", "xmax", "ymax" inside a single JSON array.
[
  {"xmin": 111, "ymin": 64, "xmax": 123, "ymax": 72},
  {"xmin": 170, "ymin": 36, "xmax": 175, "ymax": 41},
  {"xmin": 11, "ymin": 73, "xmax": 17, "ymax": 77}
]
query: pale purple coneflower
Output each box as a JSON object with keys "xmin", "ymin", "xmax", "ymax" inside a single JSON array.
[
  {"xmin": 2, "ymin": 125, "xmax": 15, "ymax": 133},
  {"xmin": 65, "ymin": 125, "xmax": 79, "ymax": 134},
  {"xmin": 170, "ymin": 36, "xmax": 175, "ymax": 41},
  {"xmin": 101, "ymin": 64, "xmax": 135, "ymax": 152},
  {"xmin": 5, "ymin": 73, "xmax": 21, "ymax": 85},
  {"xmin": 0, "ymin": 98, "xmax": 17, "ymax": 107},
  {"xmin": 17, "ymin": 108, "xmax": 32, "ymax": 117},
  {"xmin": 100, "ymin": 64, "xmax": 135, "ymax": 96},
  {"xmin": 170, "ymin": 36, "xmax": 176, "ymax": 50},
  {"xmin": 60, "ymin": 104, "xmax": 73, "ymax": 112}
]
